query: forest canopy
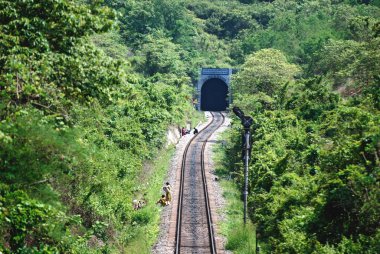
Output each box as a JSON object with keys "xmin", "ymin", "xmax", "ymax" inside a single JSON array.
[{"xmin": 1, "ymin": 0, "xmax": 379, "ymax": 253}]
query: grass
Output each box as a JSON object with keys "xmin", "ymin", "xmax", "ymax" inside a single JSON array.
[
  {"xmin": 218, "ymin": 179, "xmax": 257, "ymax": 254},
  {"xmin": 213, "ymin": 133, "xmax": 258, "ymax": 254},
  {"xmin": 124, "ymin": 112, "xmax": 206, "ymax": 253},
  {"xmin": 186, "ymin": 109, "xmax": 206, "ymax": 129},
  {"xmin": 123, "ymin": 146, "xmax": 175, "ymax": 253}
]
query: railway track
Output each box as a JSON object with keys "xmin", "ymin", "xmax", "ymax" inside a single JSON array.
[{"xmin": 175, "ymin": 112, "xmax": 225, "ymax": 254}]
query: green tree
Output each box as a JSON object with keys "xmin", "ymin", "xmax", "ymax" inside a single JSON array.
[
  {"xmin": 0, "ymin": 0, "xmax": 117, "ymax": 117},
  {"xmin": 233, "ymin": 48, "xmax": 301, "ymax": 96},
  {"xmin": 119, "ymin": 0, "xmax": 185, "ymax": 45},
  {"xmin": 135, "ymin": 35, "xmax": 186, "ymax": 76},
  {"xmin": 315, "ymin": 18, "xmax": 380, "ymax": 98}
]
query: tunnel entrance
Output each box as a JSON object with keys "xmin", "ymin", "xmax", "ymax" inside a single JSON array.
[{"xmin": 201, "ymin": 78, "xmax": 229, "ymax": 111}]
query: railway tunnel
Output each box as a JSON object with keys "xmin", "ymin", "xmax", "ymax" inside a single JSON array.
[
  {"xmin": 200, "ymin": 78, "xmax": 229, "ymax": 111},
  {"xmin": 197, "ymin": 68, "xmax": 233, "ymax": 111}
]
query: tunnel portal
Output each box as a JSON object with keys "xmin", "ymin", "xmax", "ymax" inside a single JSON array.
[
  {"xmin": 197, "ymin": 68, "xmax": 233, "ymax": 111},
  {"xmin": 200, "ymin": 78, "xmax": 229, "ymax": 111}
]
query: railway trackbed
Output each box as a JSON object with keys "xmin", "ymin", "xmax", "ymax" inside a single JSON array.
[{"xmin": 175, "ymin": 112, "xmax": 225, "ymax": 254}]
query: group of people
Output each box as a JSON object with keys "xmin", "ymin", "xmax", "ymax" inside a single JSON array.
[
  {"xmin": 181, "ymin": 127, "xmax": 199, "ymax": 137},
  {"xmin": 156, "ymin": 182, "xmax": 172, "ymax": 206},
  {"xmin": 132, "ymin": 182, "xmax": 172, "ymax": 210}
]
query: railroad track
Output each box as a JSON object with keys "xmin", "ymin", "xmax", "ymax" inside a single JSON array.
[{"xmin": 175, "ymin": 112, "xmax": 225, "ymax": 254}]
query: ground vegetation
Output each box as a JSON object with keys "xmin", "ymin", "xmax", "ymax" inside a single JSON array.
[
  {"xmin": 0, "ymin": 0, "xmax": 198, "ymax": 252},
  {"xmin": 0, "ymin": 0, "xmax": 379, "ymax": 253},
  {"xmin": 221, "ymin": 1, "xmax": 380, "ymax": 252}
]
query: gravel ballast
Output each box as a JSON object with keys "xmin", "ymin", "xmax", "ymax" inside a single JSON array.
[{"xmin": 152, "ymin": 112, "xmax": 231, "ymax": 254}]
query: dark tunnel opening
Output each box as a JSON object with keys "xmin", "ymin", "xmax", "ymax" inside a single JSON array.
[{"xmin": 200, "ymin": 78, "xmax": 229, "ymax": 111}]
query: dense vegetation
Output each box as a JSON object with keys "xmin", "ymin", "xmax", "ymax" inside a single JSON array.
[
  {"xmin": 1, "ymin": 0, "xmax": 379, "ymax": 253},
  {"xmin": 221, "ymin": 0, "xmax": 380, "ymax": 253},
  {"xmin": 0, "ymin": 0, "xmax": 197, "ymax": 252}
]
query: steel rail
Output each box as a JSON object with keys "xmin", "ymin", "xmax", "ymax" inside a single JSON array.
[
  {"xmin": 175, "ymin": 112, "xmax": 225, "ymax": 254},
  {"xmin": 200, "ymin": 112, "xmax": 225, "ymax": 254},
  {"xmin": 175, "ymin": 112, "xmax": 215, "ymax": 254}
]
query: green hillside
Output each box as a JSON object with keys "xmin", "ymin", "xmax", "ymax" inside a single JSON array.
[{"xmin": 1, "ymin": 0, "xmax": 379, "ymax": 253}]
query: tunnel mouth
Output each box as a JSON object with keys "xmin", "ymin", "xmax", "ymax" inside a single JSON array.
[{"xmin": 200, "ymin": 78, "xmax": 229, "ymax": 111}]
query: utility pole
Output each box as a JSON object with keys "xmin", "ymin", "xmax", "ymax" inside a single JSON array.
[{"xmin": 232, "ymin": 107, "xmax": 253, "ymax": 224}]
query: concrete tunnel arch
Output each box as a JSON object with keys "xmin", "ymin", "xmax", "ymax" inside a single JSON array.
[
  {"xmin": 200, "ymin": 78, "xmax": 229, "ymax": 111},
  {"xmin": 196, "ymin": 68, "xmax": 233, "ymax": 111}
]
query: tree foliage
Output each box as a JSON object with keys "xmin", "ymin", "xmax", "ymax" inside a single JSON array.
[
  {"xmin": 1, "ymin": 0, "xmax": 379, "ymax": 252},
  {"xmin": 233, "ymin": 48, "xmax": 301, "ymax": 96},
  {"xmin": 0, "ymin": 0, "xmax": 196, "ymax": 252},
  {"xmin": 224, "ymin": 1, "xmax": 380, "ymax": 251},
  {"xmin": 227, "ymin": 76, "xmax": 379, "ymax": 253}
]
